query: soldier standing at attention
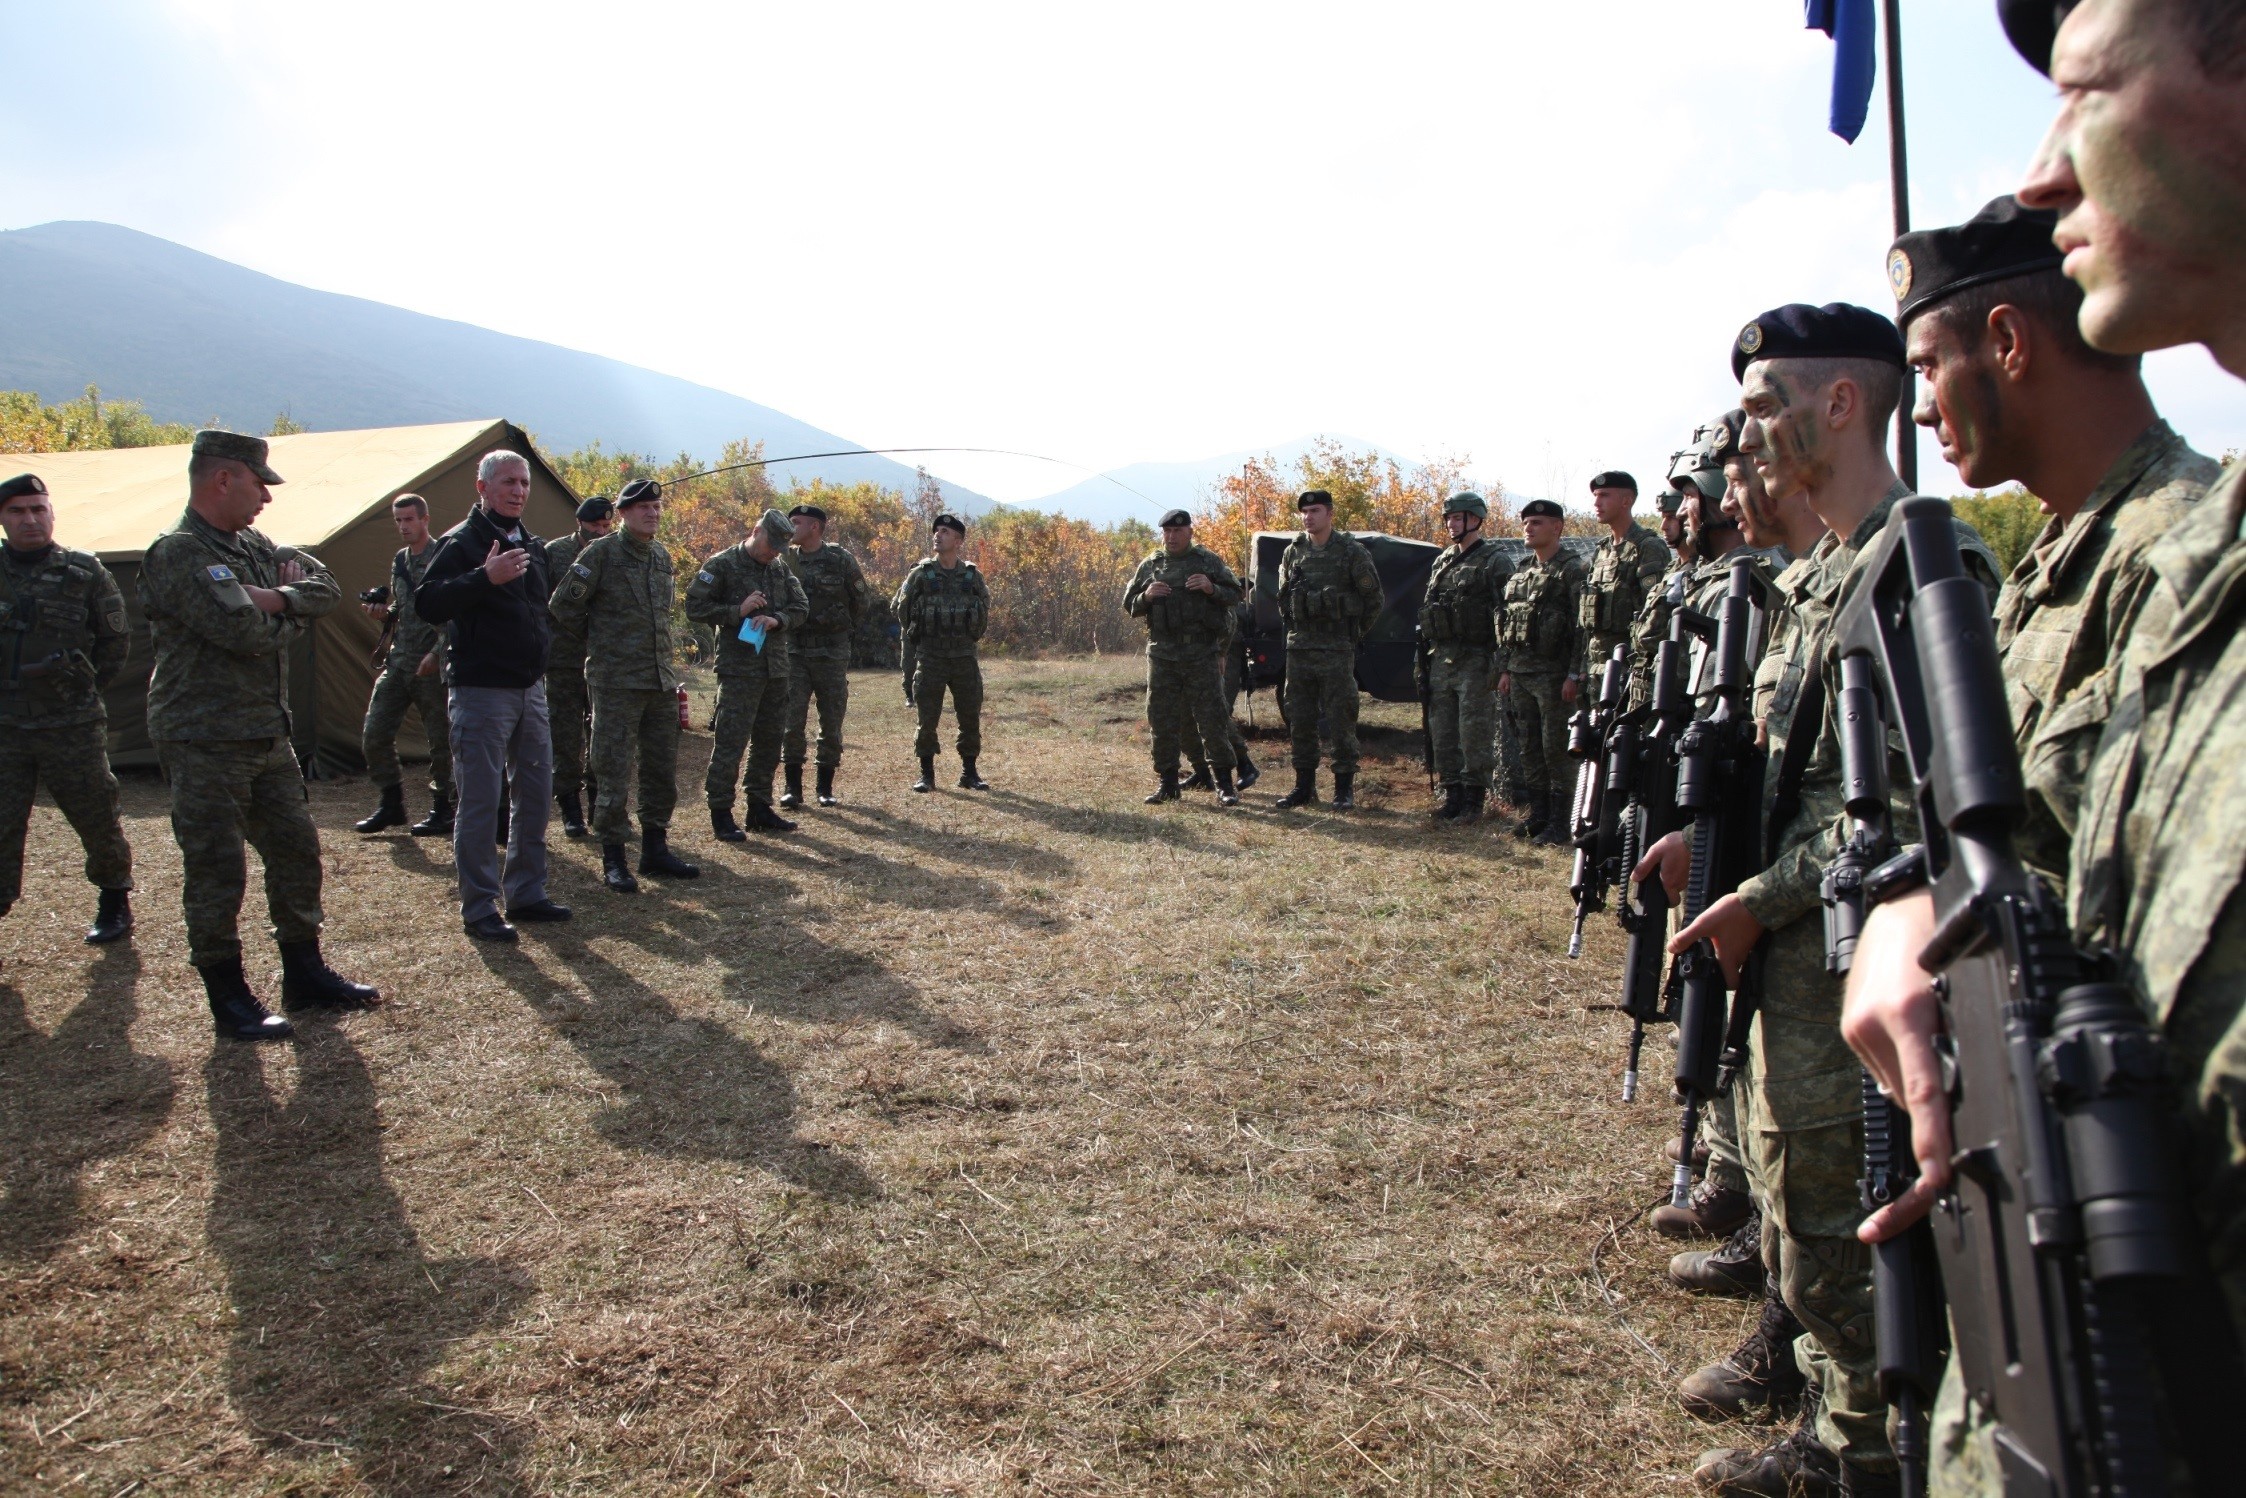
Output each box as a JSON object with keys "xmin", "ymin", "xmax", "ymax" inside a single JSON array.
[
  {"xmin": 141, "ymin": 431, "xmax": 376, "ymax": 1039},
  {"xmin": 1123, "ymin": 509, "xmax": 1243, "ymax": 806},
  {"xmin": 686, "ymin": 508, "xmax": 809, "ymax": 839},
  {"xmin": 893, "ymin": 513, "xmax": 991, "ymax": 793},
  {"xmin": 1273, "ymin": 490, "xmax": 1383, "ymax": 810},
  {"xmin": 1579, "ymin": 471, "xmax": 1672, "ymax": 703},
  {"xmin": 542, "ymin": 495, "xmax": 613, "ymax": 838},
  {"xmin": 352, "ymin": 493, "xmax": 454, "ymax": 838},
  {"xmin": 779, "ymin": 503, "xmax": 870, "ymax": 809},
  {"xmin": 1417, "ymin": 492, "xmax": 1513, "ymax": 824},
  {"xmin": 0, "ymin": 473, "xmax": 134, "ymax": 946},
  {"xmin": 549, "ymin": 479, "xmax": 699, "ymax": 893},
  {"xmin": 1495, "ymin": 498, "xmax": 1586, "ymax": 843}
]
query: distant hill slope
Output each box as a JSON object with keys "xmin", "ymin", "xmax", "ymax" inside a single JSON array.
[
  {"xmin": 0, "ymin": 220, "xmax": 991, "ymax": 510},
  {"xmin": 1023, "ymin": 435, "xmax": 1417, "ymax": 527}
]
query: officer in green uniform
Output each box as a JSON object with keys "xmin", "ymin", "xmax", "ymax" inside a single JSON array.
[
  {"xmin": 1123, "ymin": 509, "xmax": 1243, "ymax": 806},
  {"xmin": 1496, "ymin": 498, "xmax": 1586, "ymax": 843},
  {"xmin": 547, "ymin": 479, "xmax": 699, "ymax": 893},
  {"xmin": 1274, "ymin": 490, "xmax": 1383, "ymax": 810},
  {"xmin": 1579, "ymin": 469, "xmax": 1672, "ymax": 699},
  {"xmin": 141, "ymin": 430, "xmax": 377, "ymax": 1041},
  {"xmin": 542, "ymin": 495, "xmax": 614, "ymax": 838},
  {"xmin": 893, "ymin": 513, "xmax": 991, "ymax": 792},
  {"xmin": 1417, "ymin": 491, "xmax": 1513, "ymax": 823},
  {"xmin": 0, "ymin": 473, "xmax": 133, "ymax": 946},
  {"xmin": 685, "ymin": 509, "xmax": 809, "ymax": 839},
  {"xmin": 352, "ymin": 492, "xmax": 454, "ymax": 838},
  {"xmin": 780, "ymin": 503, "xmax": 871, "ymax": 808}
]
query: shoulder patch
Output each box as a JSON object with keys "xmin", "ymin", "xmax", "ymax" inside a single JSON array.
[
  {"xmin": 697, "ymin": 570, "xmax": 716, "ymax": 584},
  {"xmin": 572, "ymin": 562, "xmax": 593, "ymax": 578},
  {"xmin": 207, "ymin": 564, "xmax": 236, "ymax": 582}
]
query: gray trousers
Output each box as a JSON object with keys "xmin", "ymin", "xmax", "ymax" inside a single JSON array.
[{"xmin": 448, "ymin": 684, "xmax": 552, "ymax": 924}]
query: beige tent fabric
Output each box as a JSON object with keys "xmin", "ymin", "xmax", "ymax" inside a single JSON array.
[{"xmin": 25, "ymin": 420, "xmax": 580, "ymax": 770}]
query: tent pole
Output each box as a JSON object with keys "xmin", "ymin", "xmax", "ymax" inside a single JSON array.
[{"xmin": 1884, "ymin": 0, "xmax": 1917, "ymax": 489}]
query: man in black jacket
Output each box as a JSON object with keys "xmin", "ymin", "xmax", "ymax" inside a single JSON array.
[{"xmin": 414, "ymin": 450, "xmax": 570, "ymax": 942}]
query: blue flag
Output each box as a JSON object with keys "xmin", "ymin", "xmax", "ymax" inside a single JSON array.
[{"xmin": 1806, "ymin": 0, "xmax": 1878, "ymax": 143}]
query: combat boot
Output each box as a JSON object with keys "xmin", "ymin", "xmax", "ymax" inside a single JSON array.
[
  {"xmin": 1536, "ymin": 787, "xmax": 1573, "ymax": 846},
  {"xmin": 1235, "ymin": 750, "xmax": 1260, "ymax": 791},
  {"xmin": 1665, "ymin": 1133, "xmax": 1713, "ymax": 1174},
  {"xmin": 958, "ymin": 757, "xmax": 989, "ymax": 790},
  {"xmin": 1670, "ymin": 1211, "xmax": 1768, "ymax": 1299},
  {"xmin": 355, "ymin": 783, "xmax": 407, "ymax": 834},
  {"xmin": 1678, "ymin": 1280, "xmax": 1806, "ymax": 1420},
  {"xmin": 711, "ymin": 804, "xmax": 747, "ymax": 842},
  {"xmin": 411, "ymin": 791, "xmax": 454, "ymax": 838},
  {"xmin": 746, "ymin": 798, "xmax": 797, "ymax": 833},
  {"xmin": 557, "ymin": 789, "xmax": 588, "ymax": 839},
  {"xmin": 602, "ymin": 843, "xmax": 640, "ymax": 894},
  {"xmin": 1274, "ymin": 769, "xmax": 1317, "ymax": 809},
  {"xmin": 1331, "ymin": 771, "xmax": 1356, "ymax": 810},
  {"xmin": 780, "ymin": 763, "xmax": 805, "ymax": 809},
  {"xmin": 1512, "ymin": 793, "xmax": 1550, "ymax": 840},
  {"xmin": 638, "ymin": 826, "xmax": 701, "ymax": 878},
  {"xmin": 1181, "ymin": 761, "xmax": 1215, "ymax": 791},
  {"xmin": 912, "ymin": 756, "xmax": 937, "ymax": 793},
  {"xmin": 1651, "ymin": 1177, "xmax": 1754, "ymax": 1240},
  {"xmin": 816, "ymin": 765, "xmax": 838, "ymax": 806},
  {"xmin": 85, "ymin": 888, "xmax": 132, "ymax": 945},
  {"xmin": 199, "ymin": 958, "xmax": 292, "ymax": 1042},
  {"xmin": 1457, "ymin": 786, "xmax": 1486, "ymax": 824},
  {"xmin": 1215, "ymin": 767, "xmax": 1239, "ymax": 807},
  {"xmin": 1434, "ymin": 784, "xmax": 1465, "ymax": 822},
  {"xmin": 1145, "ymin": 772, "xmax": 1181, "ymax": 804},
  {"xmin": 1692, "ymin": 1385, "xmax": 1843, "ymax": 1497},
  {"xmin": 279, "ymin": 940, "xmax": 380, "ymax": 1013}
]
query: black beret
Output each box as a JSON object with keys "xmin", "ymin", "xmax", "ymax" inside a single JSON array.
[
  {"xmin": 932, "ymin": 512, "xmax": 966, "ymax": 535},
  {"xmin": 1296, "ymin": 489, "xmax": 1334, "ymax": 510},
  {"xmin": 1999, "ymin": 0, "xmax": 2076, "ymax": 77},
  {"xmin": 1588, "ymin": 471, "xmax": 1637, "ymax": 494},
  {"xmin": 576, "ymin": 495, "xmax": 614, "ymax": 522},
  {"xmin": 1889, "ymin": 196, "xmax": 2064, "ymax": 327},
  {"xmin": 788, "ymin": 503, "xmax": 828, "ymax": 522},
  {"xmin": 1519, "ymin": 499, "xmax": 1563, "ymax": 520},
  {"xmin": 0, "ymin": 473, "xmax": 49, "ymax": 503},
  {"xmin": 1732, "ymin": 302, "xmax": 1905, "ymax": 382},
  {"xmin": 617, "ymin": 478, "xmax": 662, "ymax": 508},
  {"xmin": 1158, "ymin": 508, "xmax": 1193, "ymax": 528}
]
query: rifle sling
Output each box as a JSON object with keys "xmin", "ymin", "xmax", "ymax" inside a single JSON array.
[{"xmin": 1764, "ymin": 652, "xmax": 1827, "ymax": 866}]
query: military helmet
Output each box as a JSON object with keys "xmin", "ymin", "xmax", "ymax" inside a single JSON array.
[{"xmin": 1443, "ymin": 491, "xmax": 1488, "ymax": 521}]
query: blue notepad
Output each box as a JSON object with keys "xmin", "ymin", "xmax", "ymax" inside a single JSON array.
[{"xmin": 737, "ymin": 618, "xmax": 768, "ymax": 652}]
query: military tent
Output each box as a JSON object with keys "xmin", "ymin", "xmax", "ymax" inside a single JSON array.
[{"xmin": 25, "ymin": 420, "xmax": 580, "ymax": 773}]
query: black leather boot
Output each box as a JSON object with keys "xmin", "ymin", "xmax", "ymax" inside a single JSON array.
[
  {"xmin": 1458, "ymin": 785, "xmax": 1486, "ymax": 824},
  {"xmin": 1274, "ymin": 769, "xmax": 1317, "ymax": 809},
  {"xmin": 1145, "ymin": 772, "xmax": 1181, "ymax": 804},
  {"xmin": 958, "ymin": 757, "xmax": 989, "ymax": 790},
  {"xmin": 1331, "ymin": 771, "xmax": 1356, "ymax": 810},
  {"xmin": 1512, "ymin": 791, "xmax": 1550, "ymax": 840},
  {"xmin": 1235, "ymin": 750, "xmax": 1260, "ymax": 791},
  {"xmin": 1536, "ymin": 787, "xmax": 1573, "ymax": 846},
  {"xmin": 1434, "ymin": 784, "xmax": 1465, "ymax": 822},
  {"xmin": 1214, "ymin": 767, "xmax": 1239, "ymax": 807},
  {"xmin": 410, "ymin": 791, "xmax": 454, "ymax": 838},
  {"xmin": 746, "ymin": 798, "xmax": 797, "ymax": 833},
  {"xmin": 816, "ymin": 764, "xmax": 838, "ymax": 806},
  {"xmin": 711, "ymin": 804, "xmax": 746, "ymax": 842},
  {"xmin": 638, "ymin": 826, "xmax": 701, "ymax": 879},
  {"xmin": 912, "ymin": 756, "xmax": 936, "ymax": 793},
  {"xmin": 602, "ymin": 843, "xmax": 639, "ymax": 894},
  {"xmin": 279, "ymin": 939, "xmax": 380, "ymax": 1013},
  {"xmin": 1181, "ymin": 761, "xmax": 1215, "ymax": 792},
  {"xmin": 85, "ymin": 888, "xmax": 132, "ymax": 945},
  {"xmin": 557, "ymin": 789, "xmax": 588, "ymax": 839},
  {"xmin": 354, "ymin": 783, "xmax": 406, "ymax": 834},
  {"xmin": 200, "ymin": 958, "xmax": 292, "ymax": 1041},
  {"xmin": 779, "ymin": 763, "xmax": 804, "ymax": 809}
]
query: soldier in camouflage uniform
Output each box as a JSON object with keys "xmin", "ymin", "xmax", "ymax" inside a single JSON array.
[
  {"xmin": 353, "ymin": 493, "xmax": 454, "ymax": 838},
  {"xmin": 141, "ymin": 431, "xmax": 377, "ymax": 1041},
  {"xmin": 1579, "ymin": 469, "xmax": 1672, "ymax": 703},
  {"xmin": 542, "ymin": 496, "xmax": 613, "ymax": 838},
  {"xmin": 0, "ymin": 473, "xmax": 133, "ymax": 946},
  {"xmin": 1273, "ymin": 490, "xmax": 1383, "ymax": 810},
  {"xmin": 1417, "ymin": 492, "xmax": 1513, "ymax": 824},
  {"xmin": 893, "ymin": 513, "xmax": 992, "ymax": 792},
  {"xmin": 1178, "ymin": 600, "xmax": 1259, "ymax": 793},
  {"xmin": 1123, "ymin": 509, "xmax": 1243, "ymax": 806},
  {"xmin": 547, "ymin": 479, "xmax": 700, "ymax": 893},
  {"xmin": 780, "ymin": 503, "xmax": 871, "ymax": 808},
  {"xmin": 1496, "ymin": 498, "xmax": 1586, "ymax": 843},
  {"xmin": 685, "ymin": 509, "xmax": 809, "ymax": 839}
]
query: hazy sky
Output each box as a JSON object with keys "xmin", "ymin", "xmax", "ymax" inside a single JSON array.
[{"xmin": 6, "ymin": 0, "xmax": 2240, "ymax": 506}]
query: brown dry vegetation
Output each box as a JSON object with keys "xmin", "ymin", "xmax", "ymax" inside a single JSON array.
[{"xmin": 3, "ymin": 656, "xmax": 1768, "ymax": 1495}]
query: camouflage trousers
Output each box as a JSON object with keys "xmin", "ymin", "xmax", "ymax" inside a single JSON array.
[
  {"xmin": 1147, "ymin": 650, "xmax": 1235, "ymax": 775},
  {"xmin": 588, "ymin": 687, "xmax": 680, "ymax": 842},
  {"xmin": 1502, "ymin": 669, "xmax": 1571, "ymax": 802},
  {"xmin": 708, "ymin": 667, "xmax": 789, "ymax": 810},
  {"xmin": 360, "ymin": 660, "xmax": 453, "ymax": 797},
  {"xmin": 913, "ymin": 653, "xmax": 983, "ymax": 761},
  {"xmin": 156, "ymin": 737, "xmax": 323, "ymax": 967},
  {"xmin": 784, "ymin": 640, "xmax": 852, "ymax": 769},
  {"xmin": 1428, "ymin": 649, "xmax": 1497, "ymax": 790},
  {"xmin": 1744, "ymin": 916, "xmax": 1890, "ymax": 1474},
  {"xmin": 1491, "ymin": 683, "xmax": 1526, "ymax": 804},
  {"xmin": 0, "ymin": 718, "xmax": 132, "ymax": 910},
  {"xmin": 1284, "ymin": 649, "xmax": 1360, "ymax": 775},
  {"xmin": 1181, "ymin": 712, "xmax": 1250, "ymax": 770},
  {"xmin": 546, "ymin": 667, "xmax": 591, "ymax": 794}
]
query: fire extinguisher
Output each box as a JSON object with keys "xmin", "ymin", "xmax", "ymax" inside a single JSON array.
[{"xmin": 677, "ymin": 684, "xmax": 691, "ymax": 729}]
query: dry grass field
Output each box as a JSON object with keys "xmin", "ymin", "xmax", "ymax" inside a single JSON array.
[{"xmin": 2, "ymin": 655, "xmax": 1772, "ymax": 1495}]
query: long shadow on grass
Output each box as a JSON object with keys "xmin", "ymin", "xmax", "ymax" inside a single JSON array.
[
  {"xmin": 725, "ymin": 824, "xmax": 1058, "ymax": 933},
  {"xmin": 205, "ymin": 1023, "xmax": 533, "ymax": 1494},
  {"xmin": 966, "ymin": 789, "xmax": 1228, "ymax": 854},
  {"xmin": 0, "ymin": 946, "xmax": 175, "ymax": 1262}
]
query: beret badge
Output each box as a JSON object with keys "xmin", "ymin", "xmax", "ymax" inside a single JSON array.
[
  {"xmin": 1737, "ymin": 322, "xmax": 1765, "ymax": 358},
  {"xmin": 1887, "ymin": 247, "xmax": 1914, "ymax": 303}
]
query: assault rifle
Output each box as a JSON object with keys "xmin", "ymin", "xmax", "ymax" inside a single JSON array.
[
  {"xmin": 1608, "ymin": 617, "xmax": 1693, "ymax": 1102},
  {"xmin": 1565, "ymin": 646, "xmax": 1630, "ymax": 959},
  {"xmin": 1664, "ymin": 555, "xmax": 1767, "ymax": 1205},
  {"xmin": 1836, "ymin": 496, "xmax": 2244, "ymax": 1497}
]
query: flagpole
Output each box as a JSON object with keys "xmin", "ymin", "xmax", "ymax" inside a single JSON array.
[{"xmin": 1884, "ymin": 0, "xmax": 1917, "ymax": 488}]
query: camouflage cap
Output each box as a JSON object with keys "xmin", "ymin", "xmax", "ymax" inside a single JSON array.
[
  {"xmin": 1442, "ymin": 492, "xmax": 1488, "ymax": 520},
  {"xmin": 192, "ymin": 429, "xmax": 284, "ymax": 484},
  {"xmin": 0, "ymin": 472, "xmax": 48, "ymax": 503},
  {"xmin": 756, "ymin": 508, "xmax": 792, "ymax": 549}
]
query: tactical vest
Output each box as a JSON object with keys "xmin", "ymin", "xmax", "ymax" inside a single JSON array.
[
  {"xmin": 0, "ymin": 547, "xmax": 109, "ymax": 721},
  {"xmin": 1144, "ymin": 548, "xmax": 1230, "ymax": 647},
  {"xmin": 909, "ymin": 563, "xmax": 985, "ymax": 641},
  {"xmin": 387, "ymin": 545, "xmax": 440, "ymax": 662},
  {"xmin": 1284, "ymin": 538, "xmax": 1372, "ymax": 646},
  {"xmin": 1420, "ymin": 544, "xmax": 1499, "ymax": 647},
  {"xmin": 1581, "ymin": 530, "xmax": 1655, "ymax": 636},
  {"xmin": 792, "ymin": 545, "xmax": 859, "ymax": 638},
  {"xmin": 1499, "ymin": 558, "xmax": 1573, "ymax": 656}
]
